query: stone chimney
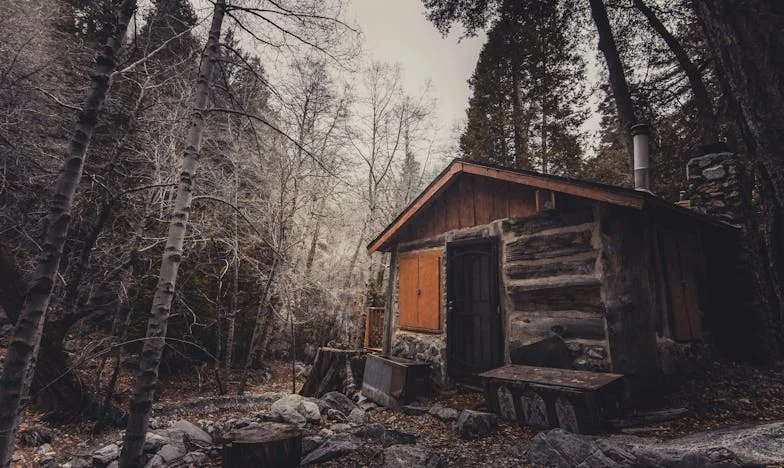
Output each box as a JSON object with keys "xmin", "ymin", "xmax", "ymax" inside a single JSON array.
[{"xmin": 685, "ymin": 150, "xmax": 746, "ymax": 225}]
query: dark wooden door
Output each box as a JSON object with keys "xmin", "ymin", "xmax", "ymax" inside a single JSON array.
[{"xmin": 447, "ymin": 238, "xmax": 503, "ymax": 380}]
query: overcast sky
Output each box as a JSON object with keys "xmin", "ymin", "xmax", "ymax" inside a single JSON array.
[{"xmin": 348, "ymin": 0, "xmax": 485, "ymax": 156}]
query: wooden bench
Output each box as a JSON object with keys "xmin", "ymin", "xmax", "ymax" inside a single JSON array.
[{"xmin": 479, "ymin": 364, "xmax": 625, "ymax": 434}]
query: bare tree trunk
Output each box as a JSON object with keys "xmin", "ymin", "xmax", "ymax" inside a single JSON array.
[
  {"xmin": 224, "ymin": 170, "xmax": 240, "ymax": 392},
  {"xmin": 237, "ymin": 253, "xmax": 279, "ymax": 395},
  {"xmin": 633, "ymin": 0, "xmax": 717, "ymax": 145},
  {"xmin": 588, "ymin": 0, "xmax": 637, "ymax": 181},
  {"xmin": 0, "ymin": 1, "xmax": 136, "ymax": 463},
  {"xmin": 695, "ymin": 0, "xmax": 784, "ymax": 352},
  {"xmin": 118, "ymin": 2, "xmax": 226, "ymax": 466}
]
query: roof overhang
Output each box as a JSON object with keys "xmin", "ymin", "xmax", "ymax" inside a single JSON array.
[{"xmin": 366, "ymin": 159, "xmax": 732, "ymax": 254}]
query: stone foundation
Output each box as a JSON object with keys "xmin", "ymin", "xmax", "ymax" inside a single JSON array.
[{"xmin": 390, "ymin": 331, "xmax": 447, "ymax": 390}]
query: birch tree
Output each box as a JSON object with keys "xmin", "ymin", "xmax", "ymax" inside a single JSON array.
[{"xmin": 0, "ymin": 0, "xmax": 137, "ymax": 464}]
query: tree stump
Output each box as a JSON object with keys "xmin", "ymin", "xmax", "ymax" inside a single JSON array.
[
  {"xmin": 222, "ymin": 422, "xmax": 302, "ymax": 468},
  {"xmin": 299, "ymin": 347, "xmax": 366, "ymax": 397}
]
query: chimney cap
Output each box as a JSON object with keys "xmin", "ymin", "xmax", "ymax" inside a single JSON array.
[{"xmin": 631, "ymin": 121, "xmax": 650, "ymax": 136}]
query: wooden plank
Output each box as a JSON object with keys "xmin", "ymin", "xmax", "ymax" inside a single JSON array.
[
  {"xmin": 506, "ymin": 228, "xmax": 594, "ymax": 262},
  {"xmin": 458, "ymin": 175, "xmax": 475, "ymax": 228},
  {"xmin": 473, "ymin": 176, "xmax": 494, "ymax": 225},
  {"xmin": 507, "ymin": 283, "xmax": 604, "ymax": 314},
  {"xmin": 492, "ymin": 182, "xmax": 510, "ymax": 220},
  {"xmin": 445, "ymin": 184, "xmax": 460, "ymax": 231},
  {"xmin": 478, "ymin": 364, "xmax": 623, "ymax": 391},
  {"xmin": 509, "ymin": 185, "xmax": 537, "ymax": 219}
]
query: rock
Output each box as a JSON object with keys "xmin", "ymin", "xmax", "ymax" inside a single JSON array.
[
  {"xmin": 318, "ymin": 428, "xmax": 335, "ymax": 438},
  {"xmin": 302, "ymin": 435, "xmax": 324, "ymax": 455},
  {"xmin": 428, "ymin": 404, "xmax": 459, "ymax": 422},
  {"xmin": 457, "ymin": 410, "xmax": 499, "ymax": 440},
  {"xmin": 143, "ymin": 455, "xmax": 165, "ymax": 468},
  {"xmin": 270, "ymin": 394, "xmax": 320, "ymax": 428},
  {"xmin": 148, "ymin": 416, "xmax": 167, "ymax": 430},
  {"xmin": 528, "ymin": 429, "xmax": 629, "ymax": 468},
  {"xmin": 62, "ymin": 458, "xmax": 91, "ymax": 468},
  {"xmin": 383, "ymin": 444, "xmax": 443, "ymax": 468},
  {"xmin": 181, "ymin": 451, "xmax": 208, "ymax": 464},
  {"xmin": 352, "ymin": 423, "xmax": 386, "ymax": 439},
  {"xmin": 157, "ymin": 442, "xmax": 187, "ymax": 462},
  {"xmin": 381, "ymin": 428, "xmax": 417, "ymax": 447},
  {"xmin": 171, "ymin": 419, "xmax": 213, "ymax": 447},
  {"xmin": 143, "ymin": 432, "xmax": 168, "ymax": 453},
  {"xmin": 359, "ymin": 400, "xmax": 379, "ymax": 411},
  {"xmin": 93, "ymin": 443, "xmax": 120, "ymax": 465},
  {"xmin": 301, "ymin": 433, "xmax": 359, "ymax": 465},
  {"xmin": 586, "ymin": 347, "xmax": 607, "ymax": 360},
  {"xmin": 327, "ymin": 409, "xmax": 347, "ymax": 421},
  {"xmin": 509, "ymin": 335, "xmax": 572, "ymax": 369},
  {"xmin": 37, "ymin": 443, "xmax": 54, "ymax": 455},
  {"xmin": 703, "ymin": 165, "xmax": 727, "ymax": 181},
  {"xmin": 259, "ymin": 391, "xmax": 285, "ymax": 403},
  {"xmin": 319, "ymin": 391, "xmax": 356, "ymax": 416},
  {"xmin": 401, "ymin": 404, "xmax": 429, "ymax": 416},
  {"xmin": 301, "ymin": 400, "xmax": 321, "ymax": 423},
  {"xmin": 330, "ymin": 423, "xmax": 351, "ymax": 432},
  {"xmin": 529, "ymin": 423, "xmax": 784, "ymax": 468},
  {"xmin": 347, "ymin": 408, "xmax": 369, "ymax": 425}
]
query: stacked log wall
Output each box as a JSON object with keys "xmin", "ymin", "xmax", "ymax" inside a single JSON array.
[{"xmin": 502, "ymin": 208, "xmax": 612, "ymax": 371}]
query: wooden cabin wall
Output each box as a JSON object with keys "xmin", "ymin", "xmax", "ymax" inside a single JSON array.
[
  {"xmin": 501, "ymin": 204, "xmax": 613, "ymax": 372},
  {"xmin": 398, "ymin": 174, "xmax": 538, "ymax": 244},
  {"xmin": 597, "ymin": 205, "xmax": 659, "ymax": 383}
]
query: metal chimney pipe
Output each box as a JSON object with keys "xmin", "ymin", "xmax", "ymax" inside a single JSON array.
[{"xmin": 631, "ymin": 122, "xmax": 651, "ymax": 192}]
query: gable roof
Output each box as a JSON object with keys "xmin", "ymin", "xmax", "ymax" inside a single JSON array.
[{"xmin": 367, "ymin": 159, "xmax": 736, "ymax": 254}]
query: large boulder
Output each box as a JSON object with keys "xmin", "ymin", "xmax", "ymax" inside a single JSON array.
[
  {"xmin": 348, "ymin": 408, "xmax": 370, "ymax": 425},
  {"xmin": 301, "ymin": 433, "xmax": 360, "ymax": 465},
  {"xmin": 457, "ymin": 410, "xmax": 499, "ymax": 440},
  {"xmin": 319, "ymin": 391, "xmax": 356, "ymax": 416},
  {"xmin": 93, "ymin": 443, "xmax": 120, "ymax": 465},
  {"xmin": 529, "ymin": 423, "xmax": 784, "ymax": 468},
  {"xmin": 270, "ymin": 394, "xmax": 321, "ymax": 428},
  {"xmin": 428, "ymin": 404, "xmax": 459, "ymax": 422},
  {"xmin": 170, "ymin": 419, "xmax": 212, "ymax": 448},
  {"xmin": 383, "ymin": 444, "xmax": 443, "ymax": 468},
  {"xmin": 509, "ymin": 335, "xmax": 572, "ymax": 369}
]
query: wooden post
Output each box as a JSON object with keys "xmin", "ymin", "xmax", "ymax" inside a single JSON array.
[
  {"xmin": 222, "ymin": 423, "xmax": 302, "ymax": 468},
  {"xmin": 381, "ymin": 247, "xmax": 398, "ymax": 355}
]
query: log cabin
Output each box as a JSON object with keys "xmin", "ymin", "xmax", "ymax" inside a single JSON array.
[{"xmin": 366, "ymin": 157, "xmax": 745, "ymax": 391}]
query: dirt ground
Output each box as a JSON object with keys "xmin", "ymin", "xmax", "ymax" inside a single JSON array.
[{"xmin": 8, "ymin": 355, "xmax": 784, "ymax": 466}]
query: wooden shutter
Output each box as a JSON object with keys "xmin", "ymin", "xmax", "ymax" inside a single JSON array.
[
  {"xmin": 397, "ymin": 249, "xmax": 442, "ymax": 332},
  {"xmin": 417, "ymin": 250, "xmax": 442, "ymax": 331}
]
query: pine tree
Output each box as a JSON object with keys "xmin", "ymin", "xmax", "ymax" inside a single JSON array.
[{"xmin": 459, "ymin": 0, "xmax": 586, "ymax": 175}]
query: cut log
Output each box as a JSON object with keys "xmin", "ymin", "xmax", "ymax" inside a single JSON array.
[
  {"xmin": 222, "ymin": 422, "xmax": 302, "ymax": 468},
  {"xmin": 299, "ymin": 347, "xmax": 366, "ymax": 398}
]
